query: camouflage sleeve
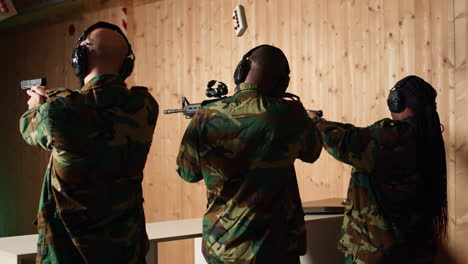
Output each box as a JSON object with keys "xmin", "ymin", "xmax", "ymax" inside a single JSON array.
[
  {"xmin": 298, "ymin": 117, "xmax": 323, "ymax": 163},
  {"xmin": 147, "ymin": 94, "xmax": 159, "ymax": 130},
  {"xmin": 176, "ymin": 111, "xmax": 203, "ymax": 183},
  {"xmin": 19, "ymin": 103, "xmax": 53, "ymax": 150},
  {"xmin": 284, "ymin": 170, "xmax": 307, "ymax": 255},
  {"xmin": 312, "ymin": 117, "xmax": 381, "ymax": 170}
]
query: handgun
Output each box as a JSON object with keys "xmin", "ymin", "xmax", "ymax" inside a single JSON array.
[{"xmin": 20, "ymin": 78, "xmax": 47, "ymax": 90}]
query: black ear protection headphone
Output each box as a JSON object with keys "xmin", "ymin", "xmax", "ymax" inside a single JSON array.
[
  {"xmin": 387, "ymin": 85, "xmax": 405, "ymax": 113},
  {"xmin": 387, "ymin": 76, "xmax": 415, "ymax": 113},
  {"xmin": 71, "ymin": 21, "xmax": 135, "ymax": 82},
  {"xmin": 233, "ymin": 44, "xmax": 290, "ymax": 96}
]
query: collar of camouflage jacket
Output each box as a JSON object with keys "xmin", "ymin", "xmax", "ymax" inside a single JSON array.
[
  {"xmin": 81, "ymin": 74, "xmax": 127, "ymax": 93},
  {"xmin": 235, "ymin": 82, "xmax": 258, "ymax": 95},
  {"xmin": 79, "ymin": 74, "xmax": 131, "ymax": 108}
]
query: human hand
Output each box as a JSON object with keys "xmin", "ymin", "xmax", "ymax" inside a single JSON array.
[
  {"xmin": 307, "ymin": 110, "xmax": 323, "ymax": 118},
  {"xmin": 26, "ymin": 86, "xmax": 48, "ymax": 109}
]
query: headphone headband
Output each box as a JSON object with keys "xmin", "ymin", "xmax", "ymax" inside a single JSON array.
[
  {"xmin": 241, "ymin": 44, "xmax": 270, "ymax": 61},
  {"xmin": 387, "ymin": 76, "xmax": 417, "ymax": 113},
  {"xmin": 72, "ymin": 21, "xmax": 135, "ymax": 82},
  {"xmin": 233, "ymin": 45, "xmax": 290, "ymax": 96},
  {"xmin": 76, "ymin": 21, "xmax": 133, "ymax": 57}
]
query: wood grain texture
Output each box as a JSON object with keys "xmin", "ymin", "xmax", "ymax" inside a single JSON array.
[
  {"xmin": 0, "ymin": 0, "xmax": 466, "ymax": 263},
  {"xmin": 454, "ymin": 0, "xmax": 468, "ymax": 262}
]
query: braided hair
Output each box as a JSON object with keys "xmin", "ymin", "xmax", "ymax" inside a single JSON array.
[{"xmin": 394, "ymin": 75, "xmax": 447, "ymax": 240}]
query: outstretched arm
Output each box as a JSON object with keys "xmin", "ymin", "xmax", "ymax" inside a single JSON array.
[
  {"xmin": 19, "ymin": 86, "xmax": 52, "ymax": 150},
  {"xmin": 298, "ymin": 117, "xmax": 323, "ymax": 163},
  {"xmin": 310, "ymin": 115, "xmax": 378, "ymax": 171}
]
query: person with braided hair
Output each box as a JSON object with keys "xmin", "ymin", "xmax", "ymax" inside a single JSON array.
[{"xmin": 308, "ymin": 75, "xmax": 447, "ymax": 263}]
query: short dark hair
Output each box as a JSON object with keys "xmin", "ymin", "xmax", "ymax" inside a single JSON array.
[{"xmin": 249, "ymin": 45, "xmax": 290, "ymax": 78}]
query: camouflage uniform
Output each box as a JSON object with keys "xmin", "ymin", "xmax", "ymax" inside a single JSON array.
[
  {"xmin": 312, "ymin": 117, "xmax": 437, "ymax": 263},
  {"xmin": 20, "ymin": 74, "xmax": 158, "ymax": 264},
  {"xmin": 176, "ymin": 83, "xmax": 323, "ymax": 264}
]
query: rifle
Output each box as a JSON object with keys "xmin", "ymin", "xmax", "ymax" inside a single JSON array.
[
  {"xmin": 164, "ymin": 80, "xmax": 228, "ymax": 118},
  {"xmin": 20, "ymin": 78, "xmax": 47, "ymax": 90}
]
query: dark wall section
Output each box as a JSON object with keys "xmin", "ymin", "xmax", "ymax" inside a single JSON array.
[{"xmin": 0, "ymin": 4, "xmax": 82, "ymax": 236}]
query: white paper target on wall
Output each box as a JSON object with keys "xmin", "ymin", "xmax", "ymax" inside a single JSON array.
[
  {"xmin": 232, "ymin": 4, "xmax": 247, "ymax": 37},
  {"xmin": 0, "ymin": 0, "xmax": 17, "ymax": 21}
]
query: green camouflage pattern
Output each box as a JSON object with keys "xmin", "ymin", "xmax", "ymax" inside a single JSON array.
[
  {"xmin": 312, "ymin": 117, "xmax": 436, "ymax": 263},
  {"xmin": 345, "ymin": 254, "xmax": 354, "ymax": 264},
  {"xmin": 20, "ymin": 74, "xmax": 158, "ymax": 264},
  {"xmin": 176, "ymin": 83, "xmax": 323, "ymax": 264}
]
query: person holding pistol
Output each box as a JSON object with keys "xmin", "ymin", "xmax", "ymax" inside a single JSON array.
[
  {"xmin": 20, "ymin": 22, "xmax": 158, "ymax": 263},
  {"xmin": 176, "ymin": 45, "xmax": 323, "ymax": 264},
  {"xmin": 308, "ymin": 75, "xmax": 447, "ymax": 263}
]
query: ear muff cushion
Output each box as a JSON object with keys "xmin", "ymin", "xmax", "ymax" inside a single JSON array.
[
  {"xmin": 387, "ymin": 76, "xmax": 420, "ymax": 113},
  {"xmin": 71, "ymin": 44, "xmax": 88, "ymax": 79},
  {"xmin": 234, "ymin": 45, "xmax": 272, "ymax": 85},
  {"xmin": 119, "ymin": 57, "xmax": 134, "ymax": 80},
  {"xmin": 387, "ymin": 88, "xmax": 405, "ymax": 113},
  {"xmin": 278, "ymin": 75, "xmax": 290, "ymax": 95},
  {"xmin": 234, "ymin": 59, "xmax": 250, "ymax": 85}
]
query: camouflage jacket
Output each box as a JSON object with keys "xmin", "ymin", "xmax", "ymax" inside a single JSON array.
[
  {"xmin": 20, "ymin": 74, "xmax": 158, "ymax": 264},
  {"xmin": 176, "ymin": 83, "xmax": 323, "ymax": 264},
  {"xmin": 312, "ymin": 117, "xmax": 436, "ymax": 263}
]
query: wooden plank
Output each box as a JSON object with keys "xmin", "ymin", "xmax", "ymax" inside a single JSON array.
[
  {"xmin": 301, "ymin": 0, "xmax": 332, "ymax": 201},
  {"xmin": 383, "ymin": 0, "xmax": 400, "ymax": 89},
  {"xmin": 368, "ymin": 0, "xmax": 387, "ymax": 120},
  {"xmin": 454, "ymin": 0, "xmax": 468, "ymax": 261},
  {"xmin": 320, "ymin": 0, "xmax": 336, "ymax": 198},
  {"xmin": 338, "ymin": 0, "xmax": 355, "ymax": 195},
  {"xmin": 398, "ymin": 0, "xmax": 416, "ymax": 76},
  {"xmin": 289, "ymin": 0, "xmax": 305, "ymax": 195},
  {"xmin": 327, "ymin": 0, "xmax": 344, "ymax": 198},
  {"xmin": 414, "ymin": 0, "xmax": 432, "ymax": 81},
  {"xmin": 445, "ymin": 0, "xmax": 456, "ymax": 257},
  {"xmin": 297, "ymin": 0, "xmax": 314, "ymax": 199}
]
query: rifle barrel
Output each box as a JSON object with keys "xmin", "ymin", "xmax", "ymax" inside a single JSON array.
[{"xmin": 164, "ymin": 109, "xmax": 184, "ymax": 114}]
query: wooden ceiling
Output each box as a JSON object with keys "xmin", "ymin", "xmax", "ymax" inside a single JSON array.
[
  {"xmin": 0, "ymin": 0, "xmax": 77, "ymax": 31},
  {"xmin": 12, "ymin": 0, "xmax": 62, "ymax": 12}
]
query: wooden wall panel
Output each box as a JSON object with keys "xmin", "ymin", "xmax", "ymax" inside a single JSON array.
[
  {"xmin": 1, "ymin": 0, "xmax": 466, "ymax": 263},
  {"xmin": 454, "ymin": 0, "xmax": 468, "ymax": 262}
]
